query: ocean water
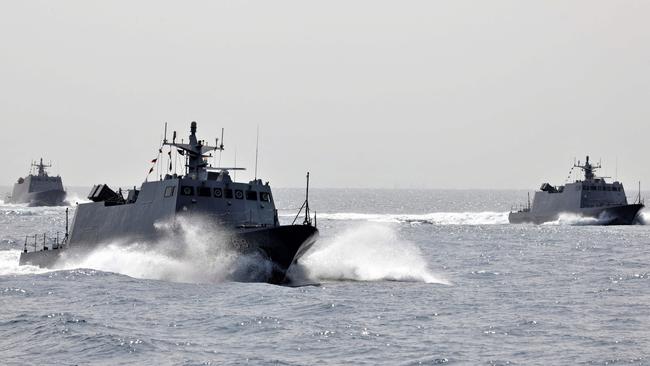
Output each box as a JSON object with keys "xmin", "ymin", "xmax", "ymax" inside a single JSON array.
[{"xmin": 1, "ymin": 189, "xmax": 649, "ymax": 365}]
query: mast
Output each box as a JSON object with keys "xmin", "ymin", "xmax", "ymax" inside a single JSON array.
[
  {"xmin": 293, "ymin": 172, "xmax": 313, "ymax": 226},
  {"xmin": 573, "ymin": 155, "xmax": 601, "ymax": 181},
  {"xmin": 303, "ymin": 172, "xmax": 311, "ymax": 225},
  {"xmin": 65, "ymin": 207, "xmax": 69, "ymax": 244},
  {"xmin": 254, "ymin": 125, "xmax": 259, "ymax": 180},
  {"xmin": 163, "ymin": 122, "xmax": 223, "ymax": 178},
  {"xmin": 32, "ymin": 158, "xmax": 52, "ymax": 177}
]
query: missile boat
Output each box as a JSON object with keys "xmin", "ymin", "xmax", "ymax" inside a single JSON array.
[
  {"xmin": 509, "ymin": 156, "xmax": 644, "ymax": 225},
  {"xmin": 19, "ymin": 122, "xmax": 318, "ymax": 284},
  {"xmin": 5, "ymin": 158, "xmax": 67, "ymax": 206}
]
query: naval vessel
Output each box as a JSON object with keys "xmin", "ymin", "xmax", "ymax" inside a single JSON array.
[
  {"xmin": 509, "ymin": 156, "xmax": 644, "ymax": 225},
  {"xmin": 5, "ymin": 158, "xmax": 67, "ymax": 206},
  {"xmin": 19, "ymin": 122, "xmax": 318, "ymax": 284}
]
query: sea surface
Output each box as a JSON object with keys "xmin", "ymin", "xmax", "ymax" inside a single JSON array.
[{"xmin": 1, "ymin": 189, "xmax": 649, "ymax": 365}]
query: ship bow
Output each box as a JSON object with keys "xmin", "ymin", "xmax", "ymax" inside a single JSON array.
[
  {"xmin": 602, "ymin": 204, "xmax": 644, "ymax": 225},
  {"xmin": 240, "ymin": 225, "xmax": 318, "ymax": 284}
]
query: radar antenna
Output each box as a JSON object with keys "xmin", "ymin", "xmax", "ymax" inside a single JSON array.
[
  {"xmin": 218, "ymin": 128, "xmax": 224, "ymax": 167},
  {"xmin": 162, "ymin": 121, "xmax": 224, "ymax": 178},
  {"xmin": 573, "ymin": 155, "xmax": 601, "ymax": 181},
  {"xmin": 32, "ymin": 158, "xmax": 52, "ymax": 177}
]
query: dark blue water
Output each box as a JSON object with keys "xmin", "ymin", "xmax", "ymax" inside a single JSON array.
[{"xmin": 1, "ymin": 189, "xmax": 649, "ymax": 365}]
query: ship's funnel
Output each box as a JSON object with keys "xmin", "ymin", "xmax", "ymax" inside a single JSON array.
[{"xmin": 191, "ymin": 121, "xmax": 197, "ymax": 134}]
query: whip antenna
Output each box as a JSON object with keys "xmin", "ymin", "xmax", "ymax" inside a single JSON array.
[
  {"xmin": 219, "ymin": 128, "xmax": 224, "ymax": 167},
  {"xmin": 254, "ymin": 125, "xmax": 259, "ymax": 180}
]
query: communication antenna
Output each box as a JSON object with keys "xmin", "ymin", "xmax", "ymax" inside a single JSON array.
[
  {"xmin": 163, "ymin": 122, "xmax": 170, "ymax": 173},
  {"xmin": 254, "ymin": 125, "xmax": 260, "ymax": 180},
  {"xmin": 172, "ymin": 130, "xmax": 177, "ymax": 174},
  {"xmin": 234, "ymin": 147, "xmax": 237, "ymax": 181},
  {"xmin": 615, "ymin": 157, "xmax": 618, "ymax": 181},
  {"xmin": 218, "ymin": 128, "xmax": 224, "ymax": 167}
]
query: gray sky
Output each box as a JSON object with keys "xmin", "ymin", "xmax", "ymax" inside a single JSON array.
[{"xmin": 1, "ymin": 1, "xmax": 648, "ymax": 189}]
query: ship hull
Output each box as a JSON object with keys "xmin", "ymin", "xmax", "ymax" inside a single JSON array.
[
  {"xmin": 8, "ymin": 189, "xmax": 67, "ymax": 207},
  {"xmin": 19, "ymin": 225, "xmax": 318, "ymax": 284},
  {"xmin": 508, "ymin": 204, "xmax": 644, "ymax": 225}
]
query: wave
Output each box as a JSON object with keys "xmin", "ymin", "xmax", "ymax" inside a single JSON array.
[
  {"xmin": 0, "ymin": 205, "xmax": 68, "ymax": 217},
  {"xmin": 0, "ymin": 250, "xmax": 50, "ymax": 276},
  {"xmin": 290, "ymin": 223, "xmax": 449, "ymax": 285},
  {"xmin": 309, "ymin": 212, "xmax": 509, "ymax": 225}
]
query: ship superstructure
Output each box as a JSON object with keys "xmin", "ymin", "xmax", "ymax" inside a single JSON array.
[
  {"xmin": 6, "ymin": 158, "xmax": 66, "ymax": 206},
  {"xmin": 509, "ymin": 156, "xmax": 644, "ymax": 225}
]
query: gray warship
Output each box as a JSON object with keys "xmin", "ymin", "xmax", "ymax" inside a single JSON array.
[
  {"xmin": 5, "ymin": 158, "xmax": 67, "ymax": 206},
  {"xmin": 509, "ymin": 156, "xmax": 644, "ymax": 225},
  {"xmin": 19, "ymin": 122, "xmax": 318, "ymax": 284}
]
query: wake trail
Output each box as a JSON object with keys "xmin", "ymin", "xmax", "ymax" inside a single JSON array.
[
  {"xmin": 542, "ymin": 211, "xmax": 646, "ymax": 226},
  {"xmin": 286, "ymin": 212, "xmax": 509, "ymax": 225}
]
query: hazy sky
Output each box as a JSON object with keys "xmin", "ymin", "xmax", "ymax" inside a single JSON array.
[{"xmin": 1, "ymin": 1, "xmax": 649, "ymax": 189}]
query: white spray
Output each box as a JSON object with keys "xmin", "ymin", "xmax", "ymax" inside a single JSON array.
[
  {"xmin": 292, "ymin": 223, "xmax": 449, "ymax": 285},
  {"xmin": 58, "ymin": 216, "xmax": 275, "ymax": 283}
]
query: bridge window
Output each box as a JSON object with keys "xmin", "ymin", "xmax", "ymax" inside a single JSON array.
[
  {"xmin": 246, "ymin": 190, "xmax": 258, "ymax": 201},
  {"xmin": 590, "ymin": 186, "xmax": 597, "ymax": 191},
  {"xmin": 234, "ymin": 190, "xmax": 244, "ymax": 199},
  {"xmin": 260, "ymin": 192, "xmax": 271, "ymax": 202},
  {"xmin": 214, "ymin": 188, "xmax": 223, "ymax": 198},
  {"xmin": 198, "ymin": 187, "xmax": 211, "ymax": 197},
  {"xmin": 164, "ymin": 186, "xmax": 175, "ymax": 197},
  {"xmin": 181, "ymin": 186, "xmax": 195, "ymax": 196},
  {"xmin": 224, "ymin": 188, "xmax": 233, "ymax": 199}
]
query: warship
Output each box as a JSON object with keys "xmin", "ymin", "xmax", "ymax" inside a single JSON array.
[
  {"xmin": 509, "ymin": 156, "xmax": 644, "ymax": 225},
  {"xmin": 5, "ymin": 158, "xmax": 67, "ymax": 206},
  {"xmin": 19, "ymin": 122, "xmax": 318, "ymax": 284}
]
